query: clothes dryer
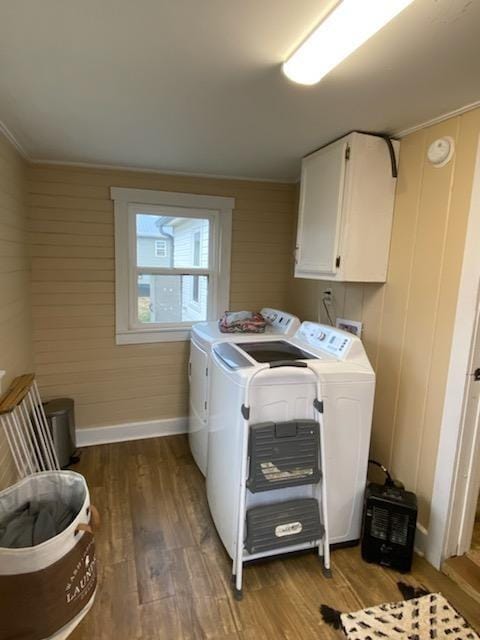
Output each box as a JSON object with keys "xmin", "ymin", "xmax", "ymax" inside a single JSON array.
[{"xmin": 189, "ymin": 308, "xmax": 300, "ymax": 475}]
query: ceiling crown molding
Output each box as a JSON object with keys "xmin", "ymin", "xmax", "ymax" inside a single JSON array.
[
  {"xmin": 28, "ymin": 158, "xmax": 296, "ymax": 184},
  {"xmin": 3, "ymin": 99, "xmax": 480, "ymax": 174},
  {"xmin": 0, "ymin": 119, "xmax": 28, "ymax": 158},
  {"xmin": 394, "ymin": 99, "xmax": 480, "ymax": 138}
]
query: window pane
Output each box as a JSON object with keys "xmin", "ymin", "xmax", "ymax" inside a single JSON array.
[
  {"xmin": 137, "ymin": 274, "xmax": 208, "ymax": 324},
  {"xmin": 136, "ymin": 214, "xmax": 209, "ymax": 268}
]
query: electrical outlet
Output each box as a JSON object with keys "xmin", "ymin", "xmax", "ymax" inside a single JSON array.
[{"xmin": 335, "ymin": 318, "xmax": 363, "ymax": 338}]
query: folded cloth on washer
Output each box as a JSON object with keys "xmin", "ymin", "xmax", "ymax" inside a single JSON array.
[
  {"xmin": 219, "ymin": 311, "xmax": 267, "ymax": 333},
  {"xmin": 0, "ymin": 500, "xmax": 76, "ymax": 548}
]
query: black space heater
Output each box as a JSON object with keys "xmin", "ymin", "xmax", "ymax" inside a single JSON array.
[{"xmin": 361, "ymin": 461, "xmax": 417, "ymax": 573}]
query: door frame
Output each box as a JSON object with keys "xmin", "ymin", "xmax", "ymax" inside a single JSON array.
[
  {"xmin": 451, "ymin": 300, "xmax": 480, "ymax": 556},
  {"xmin": 426, "ymin": 134, "xmax": 480, "ymax": 568}
]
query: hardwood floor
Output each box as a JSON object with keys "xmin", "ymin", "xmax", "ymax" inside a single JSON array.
[
  {"xmin": 442, "ymin": 497, "xmax": 480, "ymax": 604},
  {"xmin": 70, "ymin": 436, "xmax": 480, "ymax": 639}
]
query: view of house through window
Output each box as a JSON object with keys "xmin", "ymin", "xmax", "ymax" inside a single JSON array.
[
  {"xmin": 136, "ymin": 213, "xmax": 209, "ymax": 324},
  {"xmin": 154, "ymin": 239, "xmax": 167, "ymax": 257}
]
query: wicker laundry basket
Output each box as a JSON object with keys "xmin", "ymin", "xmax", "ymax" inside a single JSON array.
[{"xmin": 0, "ymin": 471, "xmax": 98, "ymax": 640}]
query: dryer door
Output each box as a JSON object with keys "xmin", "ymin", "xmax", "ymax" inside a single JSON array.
[{"xmin": 188, "ymin": 339, "xmax": 209, "ymax": 475}]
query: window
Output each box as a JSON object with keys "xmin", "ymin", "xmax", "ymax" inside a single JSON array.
[
  {"xmin": 155, "ymin": 239, "xmax": 167, "ymax": 257},
  {"xmin": 112, "ymin": 187, "xmax": 233, "ymax": 344}
]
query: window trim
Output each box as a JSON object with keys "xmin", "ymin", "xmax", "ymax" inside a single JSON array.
[{"xmin": 112, "ymin": 187, "xmax": 234, "ymax": 344}]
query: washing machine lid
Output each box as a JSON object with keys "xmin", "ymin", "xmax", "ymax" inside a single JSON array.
[
  {"xmin": 213, "ymin": 339, "xmax": 324, "ymax": 371},
  {"xmin": 234, "ymin": 340, "xmax": 318, "ymax": 364},
  {"xmin": 213, "ymin": 342, "xmax": 255, "ymax": 370}
]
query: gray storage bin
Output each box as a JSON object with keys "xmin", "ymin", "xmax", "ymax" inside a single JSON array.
[
  {"xmin": 245, "ymin": 498, "xmax": 323, "ymax": 555},
  {"xmin": 247, "ymin": 420, "xmax": 320, "ymax": 492}
]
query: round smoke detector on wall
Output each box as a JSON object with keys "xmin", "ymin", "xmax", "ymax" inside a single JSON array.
[{"xmin": 427, "ymin": 136, "xmax": 454, "ymax": 167}]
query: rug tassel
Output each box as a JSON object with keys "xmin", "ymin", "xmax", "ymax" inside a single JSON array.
[
  {"xmin": 397, "ymin": 581, "xmax": 430, "ymax": 600},
  {"xmin": 320, "ymin": 604, "xmax": 343, "ymax": 630}
]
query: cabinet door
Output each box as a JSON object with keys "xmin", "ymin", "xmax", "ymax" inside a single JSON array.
[{"xmin": 295, "ymin": 138, "xmax": 347, "ymax": 276}]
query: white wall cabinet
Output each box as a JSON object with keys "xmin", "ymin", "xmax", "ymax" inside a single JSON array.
[{"xmin": 295, "ymin": 132, "xmax": 399, "ymax": 282}]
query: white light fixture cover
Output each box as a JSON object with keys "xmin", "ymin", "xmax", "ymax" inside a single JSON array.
[{"xmin": 283, "ymin": 0, "xmax": 415, "ymax": 85}]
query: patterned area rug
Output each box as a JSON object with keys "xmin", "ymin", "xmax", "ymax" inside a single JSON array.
[{"xmin": 321, "ymin": 583, "xmax": 480, "ymax": 639}]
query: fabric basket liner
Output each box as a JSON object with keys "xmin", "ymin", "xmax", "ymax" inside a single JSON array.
[{"xmin": 0, "ymin": 470, "xmax": 97, "ymax": 640}]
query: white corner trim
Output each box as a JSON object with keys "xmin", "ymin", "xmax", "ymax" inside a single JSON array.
[
  {"xmin": 0, "ymin": 119, "xmax": 29, "ymax": 158},
  {"xmin": 75, "ymin": 416, "xmax": 188, "ymax": 447},
  {"xmin": 394, "ymin": 100, "xmax": 480, "ymax": 139},
  {"xmin": 414, "ymin": 523, "xmax": 428, "ymax": 557},
  {"xmin": 426, "ymin": 133, "xmax": 480, "ymax": 569}
]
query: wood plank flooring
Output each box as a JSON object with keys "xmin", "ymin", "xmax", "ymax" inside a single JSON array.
[
  {"xmin": 70, "ymin": 436, "xmax": 480, "ymax": 639},
  {"xmin": 442, "ymin": 502, "xmax": 480, "ymax": 604}
]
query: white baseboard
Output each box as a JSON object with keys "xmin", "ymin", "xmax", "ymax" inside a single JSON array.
[
  {"xmin": 75, "ymin": 416, "xmax": 188, "ymax": 447},
  {"xmin": 414, "ymin": 523, "xmax": 428, "ymax": 557}
]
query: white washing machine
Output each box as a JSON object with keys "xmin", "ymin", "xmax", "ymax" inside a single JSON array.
[
  {"xmin": 206, "ymin": 321, "xmax": 375, "ymax": 560},
  {"xmin": 188, "ymin": 309, "xmax": 300, "ymax": 476}
]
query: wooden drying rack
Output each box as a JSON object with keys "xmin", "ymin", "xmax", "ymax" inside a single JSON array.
[
  {"xmin": 0, "ymin": 373, "xmax": 60, "ymax": 478},
  {"xmin": 0, "ymin": 373, "xmax": 36, "ymax": 415}
]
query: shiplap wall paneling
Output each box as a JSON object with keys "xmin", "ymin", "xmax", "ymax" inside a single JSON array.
[
  {"xmin": 0, "ymin": 134, "xmax": 32, "ymax": 490},
  {"xmin": 289, "ymin": 108, "xmax": 480, "ymax": 529},
  {"xmin": 28, "ymin": 166, "xmax": 296, "ymax": 429}
]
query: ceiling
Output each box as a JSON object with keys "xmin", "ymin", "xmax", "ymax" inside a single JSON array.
[{"xmin": 1, "ymin": 0, "xmax": 479, "ymax": 181}]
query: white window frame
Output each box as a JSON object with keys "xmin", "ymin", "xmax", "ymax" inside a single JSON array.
[
  {"xmin": 111, "ymin": 187, "xmax": 233, "ymax": 344},
  {"xmin": 154, "ymin": 239, "xmax": 167, "ymax": 258}
]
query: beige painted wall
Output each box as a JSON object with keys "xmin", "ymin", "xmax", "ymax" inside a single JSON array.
[
  {"xmin": 7, "ymin": 107, "xmax": 480, "ymax": 530},
  {"xmin": 0, "ymin": 134, "xmax": 33, "ymax": 490},
  {"xmin": 289, "ymin": 108, "xmax": 480, "ymax": 528},
  {"xmin": 28, "ymin": 165, "xmax": 296, "ymax": 429}
]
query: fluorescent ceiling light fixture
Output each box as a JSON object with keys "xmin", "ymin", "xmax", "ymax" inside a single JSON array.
[{"xmin": 283, "ymin": 0, "xmax": 414, "ymax": 85}]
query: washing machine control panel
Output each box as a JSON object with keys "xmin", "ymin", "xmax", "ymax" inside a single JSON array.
[
  {"xmin": 296, "ymin": 322, "xmax": 352, "ymax": 358},
  {"xmin": 261, "ymin": 308, "xmax": 300, "ymax": 334}
]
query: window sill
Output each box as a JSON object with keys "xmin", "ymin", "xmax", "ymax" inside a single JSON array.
[{"xmin": 116, "ymin": 328, "xmax": 192, "ymax": 344}]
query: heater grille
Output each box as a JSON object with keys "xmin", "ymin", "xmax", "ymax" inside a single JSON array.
[
  {"xmin": 390, "ymin": 512, "xmax": 409, "ymax": 546},
  {"xmin": 371, "ymin": 506, "xmax": 389, "ymax": 540}
]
